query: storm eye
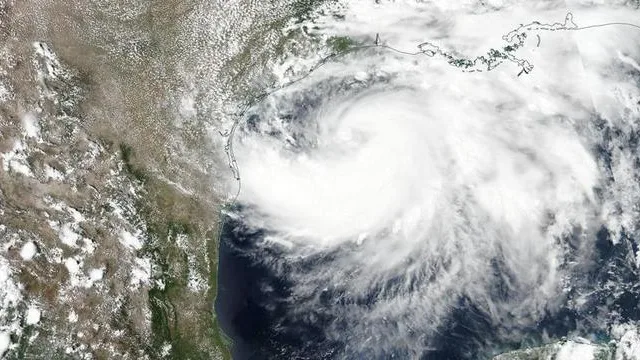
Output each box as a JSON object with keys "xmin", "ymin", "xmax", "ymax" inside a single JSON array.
[{"xmin": 240, "ymin": 76, "xmax": 388, "ymax": 153}]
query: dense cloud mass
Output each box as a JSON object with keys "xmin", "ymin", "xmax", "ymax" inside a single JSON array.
[{"xmin": 222, "ymin": 1, "xmax": 640, "ymax": 358}]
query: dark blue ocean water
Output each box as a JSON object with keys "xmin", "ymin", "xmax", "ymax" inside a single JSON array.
[{"xmin": 215, "ymin": 212, "xmax": 640, "ymax": 360}]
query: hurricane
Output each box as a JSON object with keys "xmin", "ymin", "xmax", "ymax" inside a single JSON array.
[{"xmin": 217, "ymin": 2, "xmax": 640, "ymax": 359}]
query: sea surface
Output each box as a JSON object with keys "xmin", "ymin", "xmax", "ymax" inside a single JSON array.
[{"xmin": 216, "ymin": 210, "xmax": 640, "ymax": 360}]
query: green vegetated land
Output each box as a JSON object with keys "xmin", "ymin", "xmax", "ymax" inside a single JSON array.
[
  {"xmin": 120, "ymin": 142, "xmax": 230, "ymax": 359},
  {"xmin": 327, "ymin": 36, "xmax": 356, "ymax": 53},
  {"xmin": 117, "ymin": 0, "xmax": 348, "ymax": 358}
]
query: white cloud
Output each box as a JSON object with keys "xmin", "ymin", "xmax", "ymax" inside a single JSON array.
[
  {"xmin": 20, "ymin": 242, "xmax": 37, "ymax": 261},
  {"xmin": 0, "ymin": 331, "xmax": 10, "ymax": 357},
  {"xmin": 556, "ymin": 341, "xmax": 597, "ymax": 360},
  {"xmin": 226, "ymin": 1, "xmax": 640, "ymax": 357},
  {"xmin": 25, "ymin": 306, "xmax": 41, "ymax": 326},
  {"xmin": 119, "ymin": 230, "xmax": 143, "ymax": 251},
  {"xmin": 21, "ymin": 113, "xmax": 40, "ymax": 139}
]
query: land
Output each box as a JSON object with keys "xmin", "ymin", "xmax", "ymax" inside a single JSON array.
[{"xmin": 0, "ymin": 0, "xmax": 326, "ymax": 358}]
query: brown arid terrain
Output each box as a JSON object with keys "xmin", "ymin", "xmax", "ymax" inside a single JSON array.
[{"xmin": 0, "ymin": 0, "xmax": 326, "ymax": 358}]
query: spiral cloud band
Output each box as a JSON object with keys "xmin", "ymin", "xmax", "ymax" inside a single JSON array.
[{"xmin": 223, "ymin": 2, "xmax": 640, "ymax": 358}]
